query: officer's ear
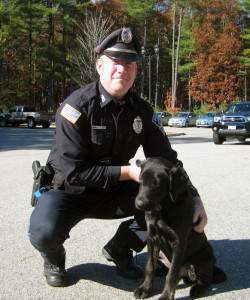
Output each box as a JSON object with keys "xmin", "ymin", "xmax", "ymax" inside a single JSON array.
[{"xmin": 96, "ymin": 56, "xmax": 104, "ymax": 76}]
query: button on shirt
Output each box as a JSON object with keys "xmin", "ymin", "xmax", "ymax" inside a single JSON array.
[{"xmin": 47, "ymin": 80, "xmax": 198, "ymax": 196}]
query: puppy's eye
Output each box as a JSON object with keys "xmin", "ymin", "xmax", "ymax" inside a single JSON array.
[{"xmin": 151, "ymin": 179, "xmax": 159, "ymax": 187}]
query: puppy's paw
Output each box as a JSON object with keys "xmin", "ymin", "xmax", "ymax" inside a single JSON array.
[
  {"xmin": 158, "ymin": 296, "xmax": 169, "ymax": 300},
  {"xmin": 212, "ymin": 266, "xmax": 227, "ymax": 284},
  {"xmin": 190, "ymin": 283, "xmax": 209, "ymax": 298},
  {"xmin": 157, "ymin": 292, "xmax": 172, "ymax": 300},
  {"xmin": 134, "ymin": 285, "xmax": 151, "ymax": 299}
]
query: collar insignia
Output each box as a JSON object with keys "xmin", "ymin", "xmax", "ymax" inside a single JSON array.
[
  {"xmin": 101, "ymin": 94, "xmax": 106, "ymax": 103},
  {"xmin": 133, "ymin": 116, "xmax": 143, "ymax": 134}
]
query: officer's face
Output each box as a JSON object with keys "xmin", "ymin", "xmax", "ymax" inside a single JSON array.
[{"xmin": 96, "ymin": 55, "xmax": 137, "ymax": 100}]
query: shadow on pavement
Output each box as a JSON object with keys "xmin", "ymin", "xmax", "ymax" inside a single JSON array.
[
  {"xmin": 1, "ymin": 127, "xmax": 249, "ymax": 151},
  {"xmin": 169, "ymin": 136, "xmax": 213, "ymax": 144},
  {"xmin": 0, "ymin": 127, "xmax": 55, "ymax": 151},
  {"xmin": 169, "ymin": 136, "xmax": 250, "ymax": 145},
  {"xmin": 68, "ymin": 239, "xmax": 250, "ymax": 298}
]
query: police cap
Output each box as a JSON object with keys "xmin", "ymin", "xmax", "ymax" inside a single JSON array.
[{"xmin": 94, "ymin": 28, "xmax": 140, "ymax": 62}]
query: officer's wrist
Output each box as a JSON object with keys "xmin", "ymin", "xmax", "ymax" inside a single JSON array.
[
  {"xmin": 119, "ymin": 166, "xmax": 131, "ymax": 181},
  {"xmin": 119, "ymin": 165, "xmax": 140, "ymax": 182}
]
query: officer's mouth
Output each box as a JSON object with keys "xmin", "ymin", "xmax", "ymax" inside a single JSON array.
[
  {"xmin": 114, "ymin": 79, "xmax": 130, "ymax": 86},
  {"xmin": 113, "ymin": 76, "xmax": 129, "ymax": 81}
]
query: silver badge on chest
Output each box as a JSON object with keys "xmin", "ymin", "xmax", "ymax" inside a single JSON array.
[{"xmin": 133, "ymin": 116, "xmax": 143, "ymax": 134}]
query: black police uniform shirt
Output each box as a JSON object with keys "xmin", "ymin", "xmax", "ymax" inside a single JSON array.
[{"xmin": 47, "ymin": 80, "xmax": 198, "ymax": 196}]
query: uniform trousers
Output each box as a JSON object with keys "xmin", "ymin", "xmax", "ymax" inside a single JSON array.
[{"xmin": 28, "ymin": 180, "xmax": 148, "ymax": 265}]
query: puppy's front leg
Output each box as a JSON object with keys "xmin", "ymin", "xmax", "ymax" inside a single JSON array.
[
  {"xmin": 134, "ymin": 238, "xmax": 159, "ymax": 299},
  {"xmin": 160, "ymin": 243, "xmax": 184, "ymax": 300}
]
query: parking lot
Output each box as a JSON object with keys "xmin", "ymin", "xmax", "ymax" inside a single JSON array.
[{"xmin": 0, "ymin": 125, "xmax": 249, "ymax": 300}]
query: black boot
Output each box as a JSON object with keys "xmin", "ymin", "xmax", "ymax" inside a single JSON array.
[
  {"xmin": 43, "ymin": 246, "xmax": 68, "ymax": 287},
  {"xmin": 102, "ymin": 239, "xmax": 143, "ymax": 279}
]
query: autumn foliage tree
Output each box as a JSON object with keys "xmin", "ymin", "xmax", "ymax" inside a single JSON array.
[
  {"xmin": 189, "ymin": 0, "xmax": 244, "ymax": 107},
  {"xmin": 191, "ymin": 22, "xmax": 243, "ymax": 106}
]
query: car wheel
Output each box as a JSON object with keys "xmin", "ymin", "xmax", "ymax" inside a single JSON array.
[
  {"xmin": 185, "ymin": 121, "xmax": 189, "ymax": 127},
  {"xmin": 213, "ymin": 132, "xmax": 224, "ymax": 144},
  {"xmin": 0, "ymin": 118, "xmax": 6, "ymax": 127},
  {"xmin": 27, "ymin": 118, "xmax": 36, "ymax": 128},
  {"xmin": 238, "ymin": 137, "xmax": 246, "ymax": 142},
  {"xmin": 42, "ymin": 122, "xmax": 50, "ymax": 128}
]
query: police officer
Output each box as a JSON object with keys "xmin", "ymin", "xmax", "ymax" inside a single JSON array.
[{"xmin": 28, "ymin": 27, "xmax": 207, "ymax": 287}]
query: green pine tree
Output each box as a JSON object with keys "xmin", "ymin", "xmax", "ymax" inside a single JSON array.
[{"xmin": 239, "ymin": 0, "xmax": 250, "ymax": 100}]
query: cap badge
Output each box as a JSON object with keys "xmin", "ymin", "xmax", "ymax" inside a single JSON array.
[
  {"xmin": 133, "ymin": 116, "xmax": 143, "ymax": 134},
  {"xmin": 121, "ymin": 28, "xmax": 132, "ymax": 44}
]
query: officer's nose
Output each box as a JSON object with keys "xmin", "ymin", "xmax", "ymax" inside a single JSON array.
[{"xmin": 116, "ymin": 63, "xmax": 126, "ymax": 73}]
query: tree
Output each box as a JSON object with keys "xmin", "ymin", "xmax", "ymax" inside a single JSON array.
[
  {"xmin": 0, "ymin": 0, "xmax": 46, "ymax": 107},
  {"xmin": 0, "ymin": 0, "xmax": 89, "ymax": 110},
  {"xmin": 123, "ymin": 0, "xmax": 158, "ymax": 100},
  {"xmin": 239, "ymin": 0, "xmax": 250, "ymax": 101},
  {"xmin": 171, "ymin": 3, "xmax": 183, "ymax": 109},
  {"xmin": 188, "ymin": 0, "xmax": 244, "ymax": 107},
  {"xmin": 191, "ymin": 22, "xmax": 243, "ymax": 106},
  {"xmin": 0, "ymin": 0, "xmax": 247, "ymax": 111},
  {"xmin": 177, "ymin": 16, "xmax": 197, "ymax": 111},
  {"xmin": 0, "ymin": 0, "xmax": 17, "ymax": 108},
  {"xmin": 70, "ymin": 11, "xmax": 114, "ymax": 86}
]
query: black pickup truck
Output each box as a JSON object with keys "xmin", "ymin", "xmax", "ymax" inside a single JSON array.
[
  {"xmin": 212, "ymin": 102, "xmax": 250, "ymax": 144},
  {"xmin": 0, "ymin": 106, "xmax": 55, "ymax": 128}
]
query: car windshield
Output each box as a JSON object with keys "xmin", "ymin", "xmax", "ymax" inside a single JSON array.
[
  {"xmin": 175, "ymin": 113, "xmax": 188, "ymax": 117},
  {"xmin": 226, "ymin": 104, "xmax": 250, "ymax": 113},
  {"xmin": 201, "ymin": 113, "xmax": 215, "ymax": 118}
]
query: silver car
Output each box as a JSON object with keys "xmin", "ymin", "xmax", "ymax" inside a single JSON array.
[
  {"xmin": 168, "ymin": 112, "xmax": 198, "ymax": 127},
  {"xmin": 196, "ymin": 112, "xmax": 219, "ymax": 128},
  {"xmin": 153, "ymin": 111, "xmax": 172, "ymax": 126}
]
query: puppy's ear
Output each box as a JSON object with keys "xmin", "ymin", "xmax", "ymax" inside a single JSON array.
[
  {"xmin": 169, "ymin": 166, "xmax": 187, "ymax": 202},
  {"xmin": 162, "ymin": 167, "xmax": 176, "ymax": 203},
  {"xmin": 136, "ymin": 159, "xmax": 142, "ymax": 167}
]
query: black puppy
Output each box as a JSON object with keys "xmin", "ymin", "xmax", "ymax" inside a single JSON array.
[{"xmin": 134, "ymin": 157, "xmax": 226, "ymax": 300}]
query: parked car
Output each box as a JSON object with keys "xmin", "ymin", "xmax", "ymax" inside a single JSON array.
[
  {"xmin": 196, "ymin": 112, "xmax": 219, "ymax": 128},
  {"xmin": 0, "ymin": 106, "xmax": 55, "ymax": 128},
  {"xmin": 168, "ymin": 112, "xmax": 198, "ymax": 127},
  {"xmin": 153, "ymin": 111, "xmax": 172, "ymax": 126},
  {"xmin": 212, "ymin": 101, "xmax": 250, "ymax": 144}
]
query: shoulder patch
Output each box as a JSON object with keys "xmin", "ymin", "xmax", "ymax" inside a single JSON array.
[{"xmin": 61, "ymin": 104, "xmax": 81, "ymax": 124}]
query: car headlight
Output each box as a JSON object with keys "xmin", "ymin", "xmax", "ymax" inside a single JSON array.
[{"xmin": 213, "ymin": 116, "xmax": 221, "ymax": 122}]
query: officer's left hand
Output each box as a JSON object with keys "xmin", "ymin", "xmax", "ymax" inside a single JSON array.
[
  {"xmin": 120, "ymin": 165, "xmax": 141, "ymax": 182},
  {"xmin": 193, "ymin": 196, "xmax": 207, "ymax": 233},
  {"xmin": 128, "ymin": 165, "xmax": 141, "ymax": 182}
]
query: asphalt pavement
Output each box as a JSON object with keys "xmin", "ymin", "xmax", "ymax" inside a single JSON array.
[{"xmin": 0, "ymin": 125, "xmax": 249, "ymax": 300}]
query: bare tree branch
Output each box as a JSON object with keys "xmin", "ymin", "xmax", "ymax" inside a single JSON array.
[{"xmin": 70, "ymin": 11, "xmax": 114, "ymax": 87}]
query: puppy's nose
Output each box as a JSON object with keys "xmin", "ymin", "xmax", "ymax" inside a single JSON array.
[{"xmin": 135, "ymin": 198, "xmax": 145, "ymax": 210}]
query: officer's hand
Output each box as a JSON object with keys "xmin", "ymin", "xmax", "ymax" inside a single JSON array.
[
  {"xmin": 129, "ymin": 165, "xmax": 141, "ymax": 182},
  {"xmin": 120, "ymin": 165, "xmax": 141, "ymax": 182},
  {"xmin": 193, "ymin": 196, "xmax": 207, "ymax": 233}
]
